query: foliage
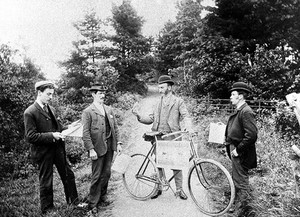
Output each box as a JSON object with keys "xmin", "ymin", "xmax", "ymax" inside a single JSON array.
[
  {"xmin": 65, "ymin": 137, "xmax": 85, "ymax": 165},
  {"xmin": 251, "ymin": 115, "xmax": 297, "ymax": 217},
  {"xmin": 110, "ymin": 0, "xmax": 153, "ymax": 94},
  {"xmin": 274, "ymin": 101, "xmax": 300, "ymax": 140},
  {"xmin": 0, "ymin": 44, "xmax": 45, "ymax": 180},
  {"xmin": 112, "ymin": 91, "xmax": 138, "ymax": 111},
  {"xmin": 187, "ymin": 100, "xmax": 299, "ymax": 216},
  {"xmin": 244, "ymin": 45, "xmax": 300, "ymax": 99},
  {"xmin": 59, "ymin": 12, "xmax": 119, "ymax": 103},
  {"xmin": 155, "ymin": 0, "xmax": 204, "ymax": 75},
  {"xmin": 156, "ymin": 0, "xmax": 300, "ymax": 100},
  {"xmin": 206, "ymin": 0, "xmax": 300, "ymax": 52}
]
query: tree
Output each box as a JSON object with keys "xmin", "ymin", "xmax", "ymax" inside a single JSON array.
[
  {"xmin": 206, "ymin": 0, "xmax": 300, "ymax": 53},
  {"xmin": 59, "ymin": 12, "xmax": 119, "ymax": 103},
  {"xmin": 156, "ymin": 0, "xmax": 205, "ymax": 75},
  {"xmin": 110, "ymin": 0, "xmax": 153, "ymax": 94},
  {"xmin": 155, "ymin": 0, "xmax": 300, "ymax": 99},
  {"xmin": 0, "ymin": 44, "xmax": 45, "ymax": 179},
  {"xmin": 243, "ymin": 45, "xmax": 300, "ymax": 99}
]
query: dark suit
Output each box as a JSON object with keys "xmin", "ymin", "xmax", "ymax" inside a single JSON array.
[
  {"xmin": 24, "ymin": 102, "xmax": 78, "ymax": 213},
  {"xmin": 225, "ymin": 103, "xmax": 257, "ymax": 206},
  {"xmin": 225, "ymin": 103, "xmax": 257, "ymax": 170},
  {"xmin": 82, "ymin": 104, "xmax": 119, "ymax": 208}
]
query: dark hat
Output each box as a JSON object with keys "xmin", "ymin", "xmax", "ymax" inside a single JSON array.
[
  {"xmin": 35, "ymin": 80, "xmax": 56, "ymax": 90},
  {"xmin": 230, "ymin": 82, "xmax": 251, "ymax": 93},
  {"xmin": 89, "ymin": 83, "xmax": 108, "ymax": 92},
  {"xmin": 158, "ymin": 75, "xmax": 174, "ymax": 85}
]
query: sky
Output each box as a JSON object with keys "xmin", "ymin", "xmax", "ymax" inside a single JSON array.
[{"xmin": 0, "ymin": 0, "xmax": 214, "ymax": 80}]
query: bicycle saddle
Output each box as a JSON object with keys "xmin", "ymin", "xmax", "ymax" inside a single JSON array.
[{"xmin": 143, "ymin": 131, "xmax": 163, "ymax": 141}]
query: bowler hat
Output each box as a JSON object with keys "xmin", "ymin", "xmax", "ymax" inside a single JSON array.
[
  {"xmin": 89, "ymin": 83, "xmax": 108, "ymax": 92},
  {"xmin": 35, "ymin": 80, "xmax": 56, "ymax": 90},
  {"xmin": 230, "ymin": 82, "xmax": 251, "ymax": 93},
  {"xmin": 158, "ymin": 75, "xmax": 174, "ymax": 85}
]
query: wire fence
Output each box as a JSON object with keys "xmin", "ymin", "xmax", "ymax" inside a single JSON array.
[{"xmin": 197, "ymin": 98, "xmax": 277, "ymax": 115}]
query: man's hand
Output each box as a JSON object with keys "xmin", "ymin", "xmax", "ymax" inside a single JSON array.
[
  {"xmin": 132, "ymin": 102, "xmax": 140, "ymax": 117},
  {"xmin": 117, "ymin": 142, "xmax": 123, "ymax": 153},
  {"xmin": 89, "ymin": 149, "xmax": 98, "ymax": 160},
  {"xmin": 231, "ymin": 149, "xmax": 238, "ymax": 157},
  {"xmin": 52, "ymin": 132, "xmax": 65, "ymax": 141}
]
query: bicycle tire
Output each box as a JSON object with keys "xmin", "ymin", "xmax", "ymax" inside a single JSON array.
[
  {"xmin": 188, "ymin": 159, "xmax": 235, "ymax": 216},
  {"xmin": 122, "ymin": 153, "xmax": 159, "ymax": 200}
]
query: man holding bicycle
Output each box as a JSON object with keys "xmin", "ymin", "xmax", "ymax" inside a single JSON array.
[{"xmin": 132, "ymin": 75, "xmax": 192, "ymax": 200}]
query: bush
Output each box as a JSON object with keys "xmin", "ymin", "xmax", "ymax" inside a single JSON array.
[
  {"xmin": 65, "ymin": 137, "xmax": 85, "ymax": 165},
  {"xmin": 274, "ymin": 101, "xmax": 300, "ymax": 140}
]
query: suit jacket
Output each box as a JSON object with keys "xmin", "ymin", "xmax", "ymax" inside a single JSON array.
[
  {"xmin": 24, "ymin": 102, "xmax": 64, "ymax": 162},
  {"xmin": 225, "ymin": 103, "xmax": 258, "ymax": 169},
  {"xmin": 138, "ymin": 94, "xmax": 192, "ymax": 132},
  {"xmin": 82, "ymin": 104, "xmax": 119, "ymax": 157}
]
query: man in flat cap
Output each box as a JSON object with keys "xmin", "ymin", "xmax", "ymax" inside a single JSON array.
[
  {"xmin": 225, "ymin": 82, "xmax": 257, "ymax": 215},
  {"xmin": 132, "ymin": 75, "xmax": 192, "ymax": 200},
  {"xmin": 81, "ymin": 83, "xmax": 122, "ymax": 214},
  {"xmin": 24, "ymin": 81, "xmax": 78, "ymax": 214}
]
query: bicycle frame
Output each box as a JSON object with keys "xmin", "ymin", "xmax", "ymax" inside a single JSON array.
[
  {"xmin": 132, "ymin": 131, "xmax": 223, "ymax": 191},
  {"xmin": 135, "ymin": 142, "xmax": 159, "ymax": 184},
  {"xmin": 123, "ymin": 130, "xmax": 235, "ymax": 215},
  {"xmin": 162, "ymin": 131, "xmax": 217, "ymax": 191}
]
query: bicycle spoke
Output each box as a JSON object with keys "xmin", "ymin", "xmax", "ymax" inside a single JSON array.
[
  {"xmin": 123, "ymin": 153, "xmax": 158, "ymax": 200},
  {"xmin": 188, "ymin": 159, "xmax": 235, "ymax": 216}
]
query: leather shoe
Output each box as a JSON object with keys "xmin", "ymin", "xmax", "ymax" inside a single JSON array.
[
  {"xmin": 176, "ymin": 189, "xmax": 188, "ymax": 200},
  {"xmin": 151, "ymin": 190, "xmax": 162, "ymax": 199},
  {"xmin": 99, "ymin": 200, "xmax": 113, "ymax": 207}
]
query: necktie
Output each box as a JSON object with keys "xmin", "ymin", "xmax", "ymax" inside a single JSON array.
[{"xmin": 43, "ymin": 105, "xmax": 49, "ymax": 114}]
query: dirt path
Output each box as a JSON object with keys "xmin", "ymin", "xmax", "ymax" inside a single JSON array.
[{"xmin": 108, "ymin": 85, "xmax": 209, "ymax": 217}]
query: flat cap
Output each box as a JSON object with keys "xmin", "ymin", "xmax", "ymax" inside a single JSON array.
[{"xmin": 34, "ymin": 80, "xmax": 56, "ymax": 90}]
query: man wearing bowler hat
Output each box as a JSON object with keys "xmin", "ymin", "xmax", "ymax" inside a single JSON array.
[
  {"xmin": 132, "ymin": 75, "xmax": 192, "ymax": 200},
  {"xmin": 24, "ymin": 81, "xmax": 78, "ymax": 214},
  {"xmin": 82, "ymin": 83, "xmax": 122, "ymax": 214},
  {"xmin": 225, "ymin": 82, "xmax": 257, "ymax": 215}
]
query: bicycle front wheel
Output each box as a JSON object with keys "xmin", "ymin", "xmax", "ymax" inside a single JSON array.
[
  {"xmin": 122, "ymin": 153, "xmax": 158, "ymax": 200},
  {"xmin": 188, "ymin": 159, "xmax": 235, "ymax": 216}
]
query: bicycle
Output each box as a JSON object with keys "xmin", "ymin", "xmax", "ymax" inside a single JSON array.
[{"xmin": 122, "ymin": 131, "xmax": 235, "ymax": 216}]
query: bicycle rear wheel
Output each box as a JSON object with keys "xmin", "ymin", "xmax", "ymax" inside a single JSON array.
[
  {"xmin": 188, "ymin": 159, "xmax": 235, "ymax": 216},
  {"xmin": 122, "ymin": 153, "xmax": 158, "ymax": 200}
]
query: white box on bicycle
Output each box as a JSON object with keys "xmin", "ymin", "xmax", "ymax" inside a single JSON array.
[
  {"xmin": 156, "ymin": 141, "xmax": 190, "ymax": 170},
  {"xmin": 112, "ymin": 153, "xmax": 131, "ymax": 174},
  {"xmin": 208, "ymin": 122, "xmax": 226, "ymax": 144}
]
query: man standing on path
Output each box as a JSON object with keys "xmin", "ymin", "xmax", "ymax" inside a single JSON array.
[
  {"xmin": 82, "ymin": 83, "xmax": 122, "ymax": 215},
  {"xmin": 132, "ymin": 75, "xmax": 192, "ymax": 200},
  {"xmin": 24, "ymin": 81, "xmax": 78, "ymax": 214},
  {"xmin": 225, "ymin": 82, "xmax": 257, "ymax": 216}
]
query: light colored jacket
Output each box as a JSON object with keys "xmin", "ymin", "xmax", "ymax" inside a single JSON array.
[
  {"xmin": 82, "ymin": 104, "xmax": 119, "ymax": 157},
  {"xmin": 138, "ymin": 94, "xmax": 192, "ymax": 132}
]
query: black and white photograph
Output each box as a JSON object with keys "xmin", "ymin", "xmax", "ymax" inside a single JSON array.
[{"xmin": 1, "ymin": 0, "xmax": 300, "ymax": 216}]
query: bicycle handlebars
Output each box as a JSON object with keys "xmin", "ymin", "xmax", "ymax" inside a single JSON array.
[{"xmin": 161, "ymin": 131, "xmax": 197, "ymax": 139}]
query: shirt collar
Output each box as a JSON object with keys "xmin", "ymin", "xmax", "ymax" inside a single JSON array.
[
  {"xmin": 36, "ymin": 99, "xmax": 45, "ymax": 109},
  {"xmin": 236, "ymin": 102, "xmax": 246, "ymax": 110},
  {"xmin": 162, "ymin": 92, "xmax": 172, "ymax": 100},
  {"xmin": 93, "ymin": 102, "xmax": 103, "ymax": 108},
  {"xmin": 93, "ymin": 102, "xmax": 105, "ymax": 115}
]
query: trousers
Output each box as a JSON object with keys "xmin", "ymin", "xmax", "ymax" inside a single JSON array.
[
  {"xmin": 38, "ymin": 143, "xmax": 78, "ymax": 213},
  {"xmin": 156, "ymin": 135, "xmax": 183, "ymax": 191},
  {"xmin": 89, "ymin": 140, "xmax": 114, "ymax": 208}
]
